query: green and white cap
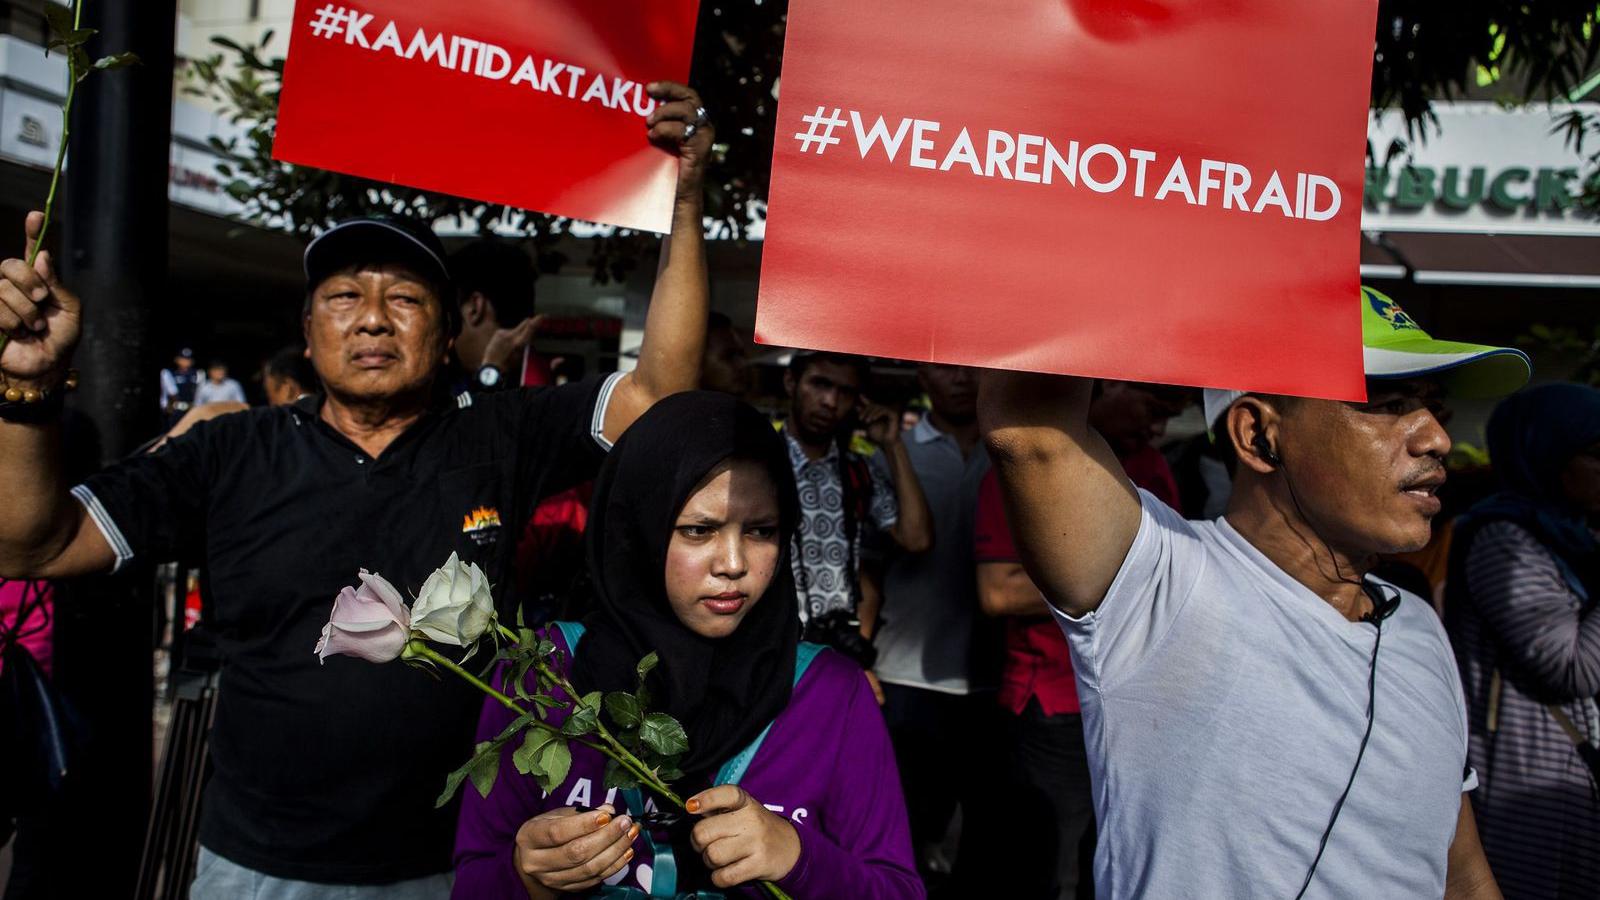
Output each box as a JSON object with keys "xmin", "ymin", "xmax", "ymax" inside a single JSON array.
[{"xmin": 1203, "ymin": 286, "xmax": 1531, "ymax": 428}]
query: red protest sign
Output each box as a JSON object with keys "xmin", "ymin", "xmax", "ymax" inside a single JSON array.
[
  {"xmin": 756, "ymin": 1, "xmax": 1379, "ymax": 400},
  {"xmin": 274, "ymin": 0, "xmax": 699, "ymax": 233}
]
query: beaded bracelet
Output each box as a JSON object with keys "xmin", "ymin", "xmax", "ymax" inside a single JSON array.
[{"xmin": 0, "ymin": 369, "xmax": 78, "ymax": 423}]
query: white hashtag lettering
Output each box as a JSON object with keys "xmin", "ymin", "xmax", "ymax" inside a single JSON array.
[
  {"xmin": 343, "ymin": 10, "xmax": 374, "ymax": 47},
  {"xmin": 302, "ymin": 10, "xmax": 663, "ymax": 124},
  {"xmin": 794, "ymin": 106, "xmax": 847, "ymax": 155},
  {"xmin": 307, "ymin": 4, "xmax": 347, "ymax": 39}
]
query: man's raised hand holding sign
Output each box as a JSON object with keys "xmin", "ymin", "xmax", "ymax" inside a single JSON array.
[
  {"xmin": 0, "ymin": 78, "xmax": 724, "ymax": 893},
  {"xmin": 600, "ymin": 80, "xmax": 714, "ymax": 440}
]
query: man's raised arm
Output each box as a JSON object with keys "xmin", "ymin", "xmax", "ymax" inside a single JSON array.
[
  {"xmin": 977, "ymin": 370, "xmax": 1140, "ymax": 619},
  {"xmin": 602, "ymin": 81, "xmax": 714, "ymax": 443},
  {"xmin": 0, "ymin": 212, "xmax": 113, "ymax": 580}
]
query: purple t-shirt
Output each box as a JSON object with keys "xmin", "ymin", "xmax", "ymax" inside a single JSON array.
[{"xmin": 452, "ymin": 628, "xmax": 922, "ymax": 899}]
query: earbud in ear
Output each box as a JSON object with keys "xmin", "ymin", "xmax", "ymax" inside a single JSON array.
[{"xmin": 1254, "ymin": 433, "xmax": 1281, "ymax": 466}]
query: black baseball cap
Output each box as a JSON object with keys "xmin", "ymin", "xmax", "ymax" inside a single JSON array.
[{"xmin": 303, "ymin": 217, "xmax": 452, "ymax": 295}]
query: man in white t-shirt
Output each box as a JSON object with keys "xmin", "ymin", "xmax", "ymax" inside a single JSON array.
[{"xmin": 980, "ymin": 288, "xmax": 1529, "ymax": 899}]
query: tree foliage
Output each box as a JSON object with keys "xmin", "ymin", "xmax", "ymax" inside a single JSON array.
[
  {"xmin": 1373, "ymin": 1, "xmax": 1600, "ymax": 209},
  {"xmin": 184, "ymin": 2, "xmax": 1600, "ymax": 280}
]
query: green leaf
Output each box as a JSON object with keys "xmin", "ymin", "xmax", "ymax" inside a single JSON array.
[
  {"xmin": 468, "ymin": 743, "xmax": 501, "ymax": 799},
  {"xmin": 580, "ymin": 691, "xmax": 603, "ymax": 713},
  {"xmin": 436, "ymin": 763, "xmax": 472, "ymax": 808},
  {"xmin": 639, "ymin": 713, "xmax": 690, "ymax": 757},
  {"xmin": 604, "ymin": 692, "xmax": 642, "ymax": 729},
  {"xmin": 561, "ymin": 704, "xmax": 599, "ymax": 738},
  {"xmin": 436, "ymin": 739, "xmax": 502, "ymax": 808},
  {"xmin": 512, "ymin": 729, "xmax": 573, "ymax": 793},
  {"xmin": 536, "ymin": 738, "xmax": 571, "ymax": 793},
  {"xmin": 635, "ymin": 651, "xmax": 660, "ymax": 686},
  {"xmin": 43, "ymin": 4, "xmax": 74, "ymax": 41},
  {"xmin": 512, "ymin": 728, "xmax": 554, "ymax": 775},
  {"xmin": 69, "ymin": 45, "xmax": 91, "ymax": 82},
  {"xmin": 492, "ymin": 713, "xmax": 536, "ymax": 745},
  {"xmin": 93, "ymin": 52, "xmax": 141, "ymax": 71},
  {"xmin": 55, "ymin": 27, "xmax": 96, "ymax": 50},
  {"xmin": 511, "ymin": 656, "xmax": 537, "ymax": 700}
]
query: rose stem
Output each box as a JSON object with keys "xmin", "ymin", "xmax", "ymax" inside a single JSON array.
[
  {"xmin": 535, "ymin": 659, "xmax": 686, "ymax": 808},
  {"xmin": 413, "ymin": 641, "xmax": 526, "ymax": 715},
  {"xmin": 413, "ymin": 640, "xmax": 671, "ymax": 799},
  {"xmin": 541, "ymin": 659, "xmax": 790, "ymax": 900},
  {"xmin": 484, "ymin": 630, "xmax": 792, "ymax": 898},
  {"xmin": 492, "ymin": 624, "xmax": 685, "ymax": 806},
  {"xmin": 1, "ymin": 0, "xmax": 85, "ymax": 363}
]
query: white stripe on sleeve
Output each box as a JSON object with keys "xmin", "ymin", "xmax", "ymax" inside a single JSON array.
[
  {"xmin": 70, "ymin": 484, "xmax": 134, "ymax": 573},
  {"xmin": 590, "ymin": 372, "xmax": 625, "ymax": 451}
]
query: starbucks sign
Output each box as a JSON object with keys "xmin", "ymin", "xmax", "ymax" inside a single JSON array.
[{"xmin": 1362, "ymin": 102, "xmax": 1598, "ymax": 236}]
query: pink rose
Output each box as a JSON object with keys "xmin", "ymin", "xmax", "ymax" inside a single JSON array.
[{"xmin": 315, "ymin": 570, "xmax": 411, "ymax": 664}]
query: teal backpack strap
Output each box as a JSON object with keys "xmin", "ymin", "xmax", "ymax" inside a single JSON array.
[
  {"xmin": 553, "ymin": 620, "xmax": 586, "ymax": 653},
  {"xmin": 793, "ymin": 641, "xmax": 825, "ymax": 683},
  {"xmin": 714, "ymin": 643, "xmax": 825, "ymax": 786},
  {"xmin": 626, "ymin": 787, "xmax": 680, "ymax": 897}
]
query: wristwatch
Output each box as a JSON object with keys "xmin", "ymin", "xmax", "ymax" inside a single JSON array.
[{"xmin": 476, "ymin": 364, "xmax": 505, "ymax": 391}]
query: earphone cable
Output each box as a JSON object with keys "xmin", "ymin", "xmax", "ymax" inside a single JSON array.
[
  {"xmin": 1267, "ymin": 443, "xmax": 1387, "ymax": 898},
  {"xmin": 1276, "ymin": 449, "xmax": 1364, "ymax": 590},
  {"xmin": 1293, "ymin": 617, "xmax": 1383, "ymax": 899}
]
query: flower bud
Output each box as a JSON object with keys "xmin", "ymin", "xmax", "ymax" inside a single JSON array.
[
  {"xmin": 314, "ymin": 569, "xmax": 411, "ymax": 664},
  {"xmin": 410, "ymin": 551, "xmax": 496, "ymax": 646}
]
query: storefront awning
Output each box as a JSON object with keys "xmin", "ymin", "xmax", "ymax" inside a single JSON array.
[{"xmin": 1359, "ymin": 231, "xmax": 1600, "ymax": 288}]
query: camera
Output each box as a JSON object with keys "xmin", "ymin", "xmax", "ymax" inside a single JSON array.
[{"xmin": 801, "ymin": 610, "xmax": 877, "ymax": 670}]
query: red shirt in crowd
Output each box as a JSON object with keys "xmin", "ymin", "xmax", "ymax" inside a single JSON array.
[{"xmin": 974, "ymin": 443, "xmax": 1181, "ymax": 716}]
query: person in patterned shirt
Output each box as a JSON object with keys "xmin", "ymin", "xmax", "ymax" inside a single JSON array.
[{"xmin": 780, "ymin": 352, "xmax": 930, "ymax": 673}]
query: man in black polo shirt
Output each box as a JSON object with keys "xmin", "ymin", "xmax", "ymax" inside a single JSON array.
[{"xmin": 0, "ymin": 82, "xmax": 714, "ymax": 896}]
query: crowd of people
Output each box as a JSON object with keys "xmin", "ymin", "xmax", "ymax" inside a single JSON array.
[{"xmin": 0, "ymin": 73, "xmax": 1597, "ymax": 900}]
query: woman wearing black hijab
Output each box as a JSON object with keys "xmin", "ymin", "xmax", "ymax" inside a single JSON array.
[{"xmin": 454, "ymin": 392, "xmax": 921, "ymax": 899}]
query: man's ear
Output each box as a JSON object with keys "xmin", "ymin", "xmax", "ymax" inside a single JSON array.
[
  {"xmin": 462, "ymin": 292, "xmax": 491, "ymax": 328},
  {"xmin": 1228, "ymin": 396, "xmax": 1280, "ymax": 475}
]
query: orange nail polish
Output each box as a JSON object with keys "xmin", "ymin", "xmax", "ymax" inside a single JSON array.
[
  {"xmin": 596, "ymin": 813, "xmax": 612, "ymax": 827},
  {"xmin": 686, "ymin": 798, "xmax": 701, "ymax": 813},
  {"xmin": 624, "ymin": 848, "xmax": 635, "ymax": 861},
  {"xmin": 629, "ymin": 824, "xmax": 641, "ymax": 839}
]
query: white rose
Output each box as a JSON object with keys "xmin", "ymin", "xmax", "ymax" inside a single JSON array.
[{"xmin": 410, "ymin": 552, "xmax": 496, "ymax": 646}]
